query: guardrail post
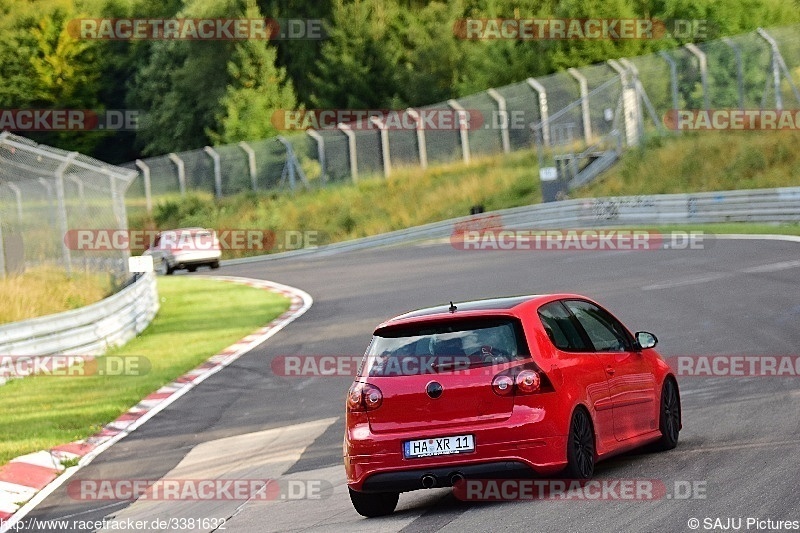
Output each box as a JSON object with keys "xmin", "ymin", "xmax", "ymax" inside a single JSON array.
[
  {"xmin": 406, "ymin": 108, "xmax": 427, "ymax": 169},
  {"xmin": 236, "ymin": 142, "xmax": 257, "ymax": 192},
  {"xmin": 168, "ymin": 153, "xmax": 187, "ymax": 196},
  {"xmin": 447, "ymin": 99, "xmax": 471, "ymax": 164},
  {"xmin": 722, "ymin": 38, "xmax": 745, "ymax": 110},
  {"xmin": 134, "ymin": 159, "xmax": 152, "ymax": 214},
  {"xmin": 526, "ymin": 78, "xmax": 550, "ymax": 147},
  {"xmin": 370, "ymin": 116, "xmax": 392, "ymax": 177},
  {"xmin": 203, "ymin": 146, "xmax": 223, "ymax": 198},
  {"xmin": 567, "ymin": 69, "xmax": 592, "ymax": 145},
  {"xmin": 306, "ymin": 129, "xmax": 327, "ymax": 182},
  {"xmin": 685, "ymin": 43, "xmax": 709, "ymax": 110},
  {"xmin": 487, "ymin": 88, "xmax": 511, "ymax": 153},
  {"xmin": 337, "ymin": 123, "xmax": 358, "ymax": 183},
  {"xmin": 757, "ymin": 28, "xmax": 800, "ymax": 108},
  {"xmin": 55, "ymin": 152, "xmax": 78, "ymax": 277}
]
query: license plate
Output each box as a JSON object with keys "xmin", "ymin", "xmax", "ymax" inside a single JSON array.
[{"xmin": 403, "ymin": 434, "xmax": 475, "ymax": 459}]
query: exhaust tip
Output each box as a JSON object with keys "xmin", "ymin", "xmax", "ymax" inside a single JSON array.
[
  {"xmin": 449, "ymin": 472, "xmax": 465, "ymax": 486},
  {"xmin": 421, "ymin": 474, "xmax": 436, "ymax": 489}
]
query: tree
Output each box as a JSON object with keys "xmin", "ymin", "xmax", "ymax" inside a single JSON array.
[{"xmin": 208, "ymin": 0, "xmax": 298, "ymax": 144}]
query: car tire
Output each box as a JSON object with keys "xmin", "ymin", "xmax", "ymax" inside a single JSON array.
[
  {"xmin": 348, "ymin": 488, "xmax": 399, "ymax": 518},
  {"xmin": 564, "ymin": 407, "xmax": 595, "ymax": 479},
  {"xmin": 156, "ymin": 258, "xmax": 173, "ymax": 276},
  {"xmin": 654, "ymin": 378, "xmax": 681, "ymax": 451},
  {"xmin": 187, "ymin": 266, "xmax": 197, "ymax": 272},
  {"xmin": 210, "ymin": 261, "xmax": 220, "ymax": 269}
]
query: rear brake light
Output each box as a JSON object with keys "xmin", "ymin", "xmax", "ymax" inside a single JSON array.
[
  {"xmin": 491, "ymin": 363, "xmax": 550, "ymax": 396},
  {"xmin": 491, "ymin": 374, "xmax": 514, "ymax": 396},
  {"xmin": 516, "ymin": 370, "xmax": 541, "ymax": 393},
  {"xmin": 347, "ymin": 382, "xmax": 383, "ymax": 412}
]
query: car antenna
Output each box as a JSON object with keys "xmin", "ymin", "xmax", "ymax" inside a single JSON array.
[{"xmin": 449, "ymin": 301, "xmax": 457, "ymax": 313}]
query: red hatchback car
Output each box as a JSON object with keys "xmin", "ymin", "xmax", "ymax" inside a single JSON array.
[{"xmin": 344, "ymin": 294, "xmax": 681, "ymax": 517}]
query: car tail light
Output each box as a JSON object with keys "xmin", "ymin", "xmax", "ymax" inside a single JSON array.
[
  {"xmin": 516, "ymin": 370, "xmax": 541, "ymax": 393},
  {"xmin": 491, "ymin": 374, "xmax": 514, "ymax": 396},
  {"xmin": 491, "ymin": 363, "xmax": 551, "ymax": 396},
  {"xmin": 347, "ymin": 381, "xmax": 383, "ymax": 412}
]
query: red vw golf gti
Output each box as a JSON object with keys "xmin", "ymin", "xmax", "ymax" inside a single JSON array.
[{"xmin": 344, "ymin": 294, "xmax": 681, "ymax": 517}]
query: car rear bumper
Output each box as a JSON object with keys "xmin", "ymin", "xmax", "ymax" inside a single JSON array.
[{"xmin": 345, "ymin": 433, "xmax": 568, "ymax": 492}]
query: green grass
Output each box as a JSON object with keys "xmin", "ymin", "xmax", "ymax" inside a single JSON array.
[
  {"xmin": 0, "ymin": 276, "xmax": 289, "ymax": 465},
  {"xmin": 637, "ymin": 223, "xmax": 800, "ymax": 236},
  {"xmin": 0, "ymin": 266, "xmax": 114, "ymax": 324},
  {"xmin": 128, "ymin": 131, "xmax": 800, "ymax": 258}
]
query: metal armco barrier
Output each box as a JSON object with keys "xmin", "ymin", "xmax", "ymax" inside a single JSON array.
[
  {"xmin": 0, "ymin": 272, "xmax": 159, "ymax": 357},
  {"xmin": 223, "ymin": 186, "xmax": 800, "ymax": 266}
]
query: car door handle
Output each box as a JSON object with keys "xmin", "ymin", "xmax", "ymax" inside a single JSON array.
[{"xmin": 606, "ymin": 366, "xmax": 615, "ymax": 375}]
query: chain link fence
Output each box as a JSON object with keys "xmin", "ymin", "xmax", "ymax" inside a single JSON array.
[
  {"xmin": 125, "ymin": 24, "xmax": 800, "ymax": 214},
  {"xmin": 0, "ymin": 132, "xmax": 137, "ymax": 280}
]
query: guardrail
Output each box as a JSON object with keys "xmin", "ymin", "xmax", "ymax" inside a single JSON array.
[
  {"xmin": 0, "ymin": 272, "xmax": 159, "ymax": 358},
  {"xmin": 223, "ymin": 186, "xmax": 800, "ymax": 265}
]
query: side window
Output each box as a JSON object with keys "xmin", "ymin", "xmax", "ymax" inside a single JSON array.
[
  {"xmin": 538, "ymin": 302, "xmax": 589, "ymax": 351},
  {"xmin": 564, "ymin": 300, "xmax": 631, "ymax": 352}
]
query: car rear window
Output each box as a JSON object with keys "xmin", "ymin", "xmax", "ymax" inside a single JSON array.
[{"xmin": 361, "ymin": 318, "xmax": 529, "ymax": 377}]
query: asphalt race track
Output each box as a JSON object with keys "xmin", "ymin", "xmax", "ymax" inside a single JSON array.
[{"xmin": 18, "ymin": 236, "xmax": 800, "ymax": 532}]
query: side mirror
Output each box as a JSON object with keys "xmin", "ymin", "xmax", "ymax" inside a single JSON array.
[{"xmin": 635, "ymin": 331, "xmax": 658, "ymax": 350}]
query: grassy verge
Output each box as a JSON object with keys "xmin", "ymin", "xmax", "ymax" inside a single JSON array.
[
  {"xmin": 128, "ymin": 131, "xmax": 800, "ymax": 259},
  {"xmin": 638, "ymin": 223, "xmax": 800, "ymax": 236},
  {"xmin": 0, "ymin": 276, "xmax": 289, "ymax": 465},
  {"xmin": 0, "ymin": 267, "xmax": 114, "ymax": 324}
]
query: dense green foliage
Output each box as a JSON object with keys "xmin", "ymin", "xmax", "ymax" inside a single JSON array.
[{"xmin": 0, "ymin": 0, "xmax": 796, "ymax": 162}]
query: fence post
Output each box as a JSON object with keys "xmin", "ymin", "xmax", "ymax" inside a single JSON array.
[
  {"xmin": 66, "ymin": 174, "xmax": 86, "ymax": 214},
  {"xmin": 168, "ymin": 153, "xmax": 187, "ymax": 196},
  {"xmin": 6, "ymin": 182, "xmax": 23, "ymax": 224},
  {"xmin": 722, "ymin": 38, "xmax": 745, "ymax": 110},
  {"xmin": 55, "ymin": 152, "xmax": 78, "ymax": 276},
  {"xmin": 487, "ymin": 88, "xmax": 511, "ymax": 153},
  {"xmin": 108, "ymin": 170, "xmax": 131, "ymax": 272},
  {"xmin": 337, "ymin": 123, "xmax": 358, "ymax": 183},
  {"xmin": 276, "ymin": 136, "xmax": 309, "ymax": 191},
  {"xmin": 620, "ymin": 59, "xmax": 646, "ymax": 144},
  {"xmin": 406, "ymin": 108, "xmax": 428, "ymax": 169},
  {"xmin": 608, "ymin": 59, "xmax": 641, "ymax": 147},
  {"xmin": 306, "ymin": 129, "xmax": 326, "ymax": 182},
  {"xmin": 370, "ymin": 116, "xmax": 392, "ymax": 178},
  {"xmin": 236, "ymin": 142, "xmax": 257, "ymax": 192},
  {"xmin": 447, "ymin": 99, "xmax": 471, "ymax": 164},
  {"xmin": 567, "ymin": 68, "xmax": 592, "ymax": 145},
  {"xmin": 203, "ymin": 146, "xmax": 222, "ymax": 198},
  {"xmin": 659, "ymin": 51, "xmax": 680, "ymax": 127},
  {"xmin": 757, "ymin": 28, "xmax": 800, "ymax": 108},
  {"xmin": 134, "ymin": 159, "xmax": 152, "ymax": 214},
  {"xmin": 684, "ymin": 43, "xmax": 709, "ymax": 110},
  {"xmin": 526, "ymin": 78, "xmax": 550, "ymax": 147}
]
